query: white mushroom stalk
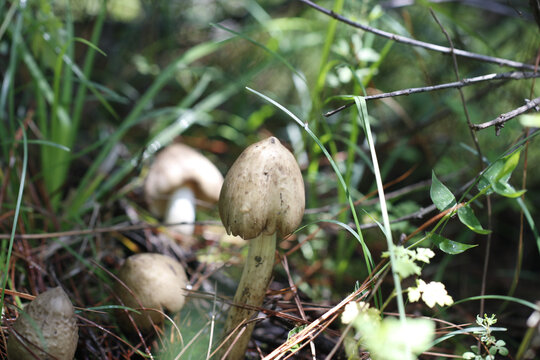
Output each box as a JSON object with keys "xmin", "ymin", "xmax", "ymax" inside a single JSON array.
[
  {"xmin": 165, "ymin": 186, "xmax": 196, "ymax": 235},
  {"xmin": 144, "ymin": 143, "xmax": 223, "ymax": 238},
  {"xmin": 219, "ymin": 137, "xmax": 305, "ymax": 359}
]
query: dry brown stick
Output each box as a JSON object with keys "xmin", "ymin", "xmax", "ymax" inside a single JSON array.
[
  {"xmin": 262, "ymin": 283, "xmax": 367, "ymax": 360},
  {"xmin": 300, "ymin": 0, "xmax": 536, "ymax": 71},
  {"xmin": 0, "ymin": 220, "xmax": 223, "ymax": 240},
  {"xmin": 470, "ymin": 96, "xmax": 540, "ymax": 134},
  {"xmin": 324, "ymin": 71, "xmax": 540, "ymax": 117},
  {"xmin": 281, "ymin": 255, "xmax": 316, "ymax": 360}
]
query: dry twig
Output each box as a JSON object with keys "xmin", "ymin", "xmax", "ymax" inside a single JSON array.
[
  {"xmin": 470, "ymin": 96, "xmax": 540, "ymax": 135},
  {"xmin": 300, "ymin": 0, "xmax": 536, "ymax": 71},
  {"xmin": 324, "ymin": 71, "xmax": 540, "ymax": 117}
]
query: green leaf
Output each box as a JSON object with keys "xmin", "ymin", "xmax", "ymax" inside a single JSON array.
[
  {"xmin": 477, "ymin": 174, "xmax": 494, "ymax": 195},
  {"xmin": 491, "ymin": 182, "xmax": 520, "ymax": 198},
  {"xmin": 497, "ymin": 149, "xmax": 521, "ymax": 183},
  {"xmin": 478, "ymin": 150, "xmax": 525, "ymax": 197},
  {"xmin": 492, "ymin": 181, "xmax": 526, "ymax": 198},
  {"xmin": 287, "ymin": 325, "xmax": 307, "ymax": 351},
  {"xmin": 481, "ymin": 159, "xmax": 505, "ymax": 186},
  {"xmin": 457, "ymin": 205, "xmax": 491, "ymax": 234},
  {"xmin": 431, "ymin": 233, "xmax": 477, "ymax": 255},
  {"xmin": 480, "ymin": 150, "xmax": 521, "ymax": 186},
  {"xmin": 430, "ymin": 171, "xmax": 456, "ymax": 211},
  {"xmin": 495, "ymin": 339, "xmax": 506, "ymax": 347}
]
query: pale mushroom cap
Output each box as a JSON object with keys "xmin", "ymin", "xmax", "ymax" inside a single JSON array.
[
  {"xmin": 144, "ymin": 143, "xmax": 224, "ymax": 216},
  {"xmin": 7, "ymin": 287, "xmax": 78, "ymax": 360},
  {"xmin": 115, "ymin": 253, "xmax": 188, "ymax": 334},
  {"xmin": 219, "ymin": 137, "xmax": 305, "ymax": 239}
]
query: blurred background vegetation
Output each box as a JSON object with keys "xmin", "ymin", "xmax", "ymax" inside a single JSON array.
[{"xmin": 0, "ymin": 0, "xmax": 539, "ymax": 358}]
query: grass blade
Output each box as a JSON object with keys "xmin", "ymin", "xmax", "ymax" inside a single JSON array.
[{"xmin": 0, "ymin": 122, "xmax": 28, "ymax": 314}]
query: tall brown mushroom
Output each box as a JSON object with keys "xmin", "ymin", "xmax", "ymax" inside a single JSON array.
[
  {"xmin": 144, "ymin": 143, "xmax": 223, "ymax": 236},
  {"xmin": 219, "ymin": 137, "xmax": 305, "ymax": 359}
]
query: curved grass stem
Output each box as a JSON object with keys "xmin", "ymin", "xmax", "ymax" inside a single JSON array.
[{"xmin": 354, "ymin": 96, "xmax": 406, "ymax": 323}]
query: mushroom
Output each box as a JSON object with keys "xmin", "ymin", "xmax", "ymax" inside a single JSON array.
[
  {"xmin": 219, "ymin": 137, "xmax": 305, "ymax": 359},
  {"xmin": 144, "ymin": 143, "xmax": 224, "ymax": 236},
  {"xmin": 114, "ymin": 253, "xmax": 188, "ymax": 335},
  {"xmin": 7, "ymin": 287, "xmax": 79, "ymax": 360}
]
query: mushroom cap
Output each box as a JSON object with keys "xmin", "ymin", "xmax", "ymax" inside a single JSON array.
[
  {"xmin": 115, "ymin": 253, "xmax": 188, "ymax": 334},
  {"xmin": 7, "ymin": 287, "xmax": 79, "ymax": 360},
  {"xmin": 144, "ymin": 143, "xmax": 224, "ymax": 216},
  {"xmin": 219, "ymin": 137, "xmax": 305, "ymax": 239}
]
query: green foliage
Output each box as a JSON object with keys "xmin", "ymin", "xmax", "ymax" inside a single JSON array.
[
  {"xmin": 426, "ymin": 147, "xmax": 528, "ymax": 255},
  {"xmin": 478, "ymin": 149, "xmax": 526, "ymax": 198},
  {"xmin": 1, "ymin": 0, "xmax": 539, "ymax": 358},
  {"xmin": 431, "ymin": 233, "xmax": 477, "ymax": 255},
  {"xmin": 431, "ymin": 171, "xmax": 457, "ymax": 212},
  {"xmin": 457, "ymin": 206, "xmax": 491, "ymax": 235},
  {"xmin": 462, "ymin": 314, "xmax": 509, "ymax": 360}
]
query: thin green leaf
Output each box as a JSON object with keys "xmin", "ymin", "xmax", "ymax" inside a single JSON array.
[
  {"xmin": 492, "ymin": 181, "xmax": 527, "ymax": 198},
  {"xmin": 430, "ymin": 171, "xmax": 456, "ymax": 211},
  {"xmin": 515, "ymin": 197, "xmax": 540, "ymax": 255},
  {"xmin": 457, "ymin": 205, "xmax": 491, "ymax": 234},
  {"xmin": 28, "ymin": 140, "xmax": 71, "ymax": 151},
  {"xmin": 498, "ymin": 149, "xmax": 522, "ymax": 183},
  {"xmin": 74, "ymin": 37, "xmax": 107, "ymax": 57},
  {"xmin": 431, "ymin": 233, "xmax": 477, "ymax": 255},
  {"xmin": 479, "ymin": 149, "xmax": 522, "ymax": 191},
  {"xmin": 451, "ymin": 295, "xmax": 538, "ymax": 310},
  {"xmin": 430, "ymin": 326, "xmax": 507, "ymax": 347},
  {"xmin": 355, "ymin": 96, "xmax": 406, "ymax": 322},
  {"xmin": 1, "ymin": 123, "xmax": 28, "ymax": 314}
]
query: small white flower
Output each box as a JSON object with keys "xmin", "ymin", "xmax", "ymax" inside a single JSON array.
[
  {"xmin": 407, "ymin": 279, "xmax": 453, "ymax": 308},
  {"xmin": 416, "ymin": 279, "xmax": 428, "ymax": 291},
  {"xmin": 421, "ymin": 281, "xmax": 453, "ymax": 308},
  {"xmin": 415, "ymin": 248, "xmax": 435, "ymax": 263},
  {"xmin": 342, "ymin": 302, "xmax": 360, "ymax": 324},
  {"xmin": 408, "ymin": 287, "xmax": 422, "ymax": 303}
]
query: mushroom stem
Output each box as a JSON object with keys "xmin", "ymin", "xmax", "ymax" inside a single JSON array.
[
  {"xmin": 165, "ymin": 186, "xmax": 195, "ymax": 235},
  {"xmin": 224, "ymin": 233, "xmax": 276, "ymax": 359}
]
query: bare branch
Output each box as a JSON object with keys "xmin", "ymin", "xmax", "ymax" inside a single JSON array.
[
  {"xmin": 300, "ymin": 0, "xmax": 536, "ymax": 71},
  {"xmin": 324, "ymin": 71, "xmax": 540, "ymax": 117},
  {"xmin": 470, "ymin": 96, "xmax": 540, "ymax": 134}
]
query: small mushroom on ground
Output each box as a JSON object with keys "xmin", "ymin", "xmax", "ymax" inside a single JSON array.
[
  {"xmin": 144, "ymin": 143, "xmax": 223, "ymax": 236},
  {"xmin": 219, "ymin": 136, "xmax": 305, "ymax": 359},
  {"xmin": 114, "ymin": 253, "xmax": 188, "ymax": 335},
  {"xmin": 7, "ymin": 286, "xmax": 79, "ymax": 360}
]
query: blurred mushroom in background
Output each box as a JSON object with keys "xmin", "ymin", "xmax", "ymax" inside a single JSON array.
[{"xmin": 144, "ymin": 143, "xmax": 223, "ymax": 241}]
